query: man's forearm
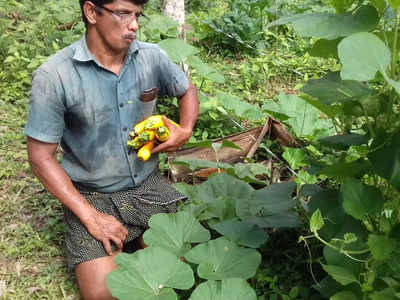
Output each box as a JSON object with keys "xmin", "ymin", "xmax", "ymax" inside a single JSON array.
[
  {"xmin": 178, "ymin": 81, "xmax": 199, "ymax": 132},
  {"xmin": 27, "ymin": 141, "xmax": 96, "ymax": 225}
]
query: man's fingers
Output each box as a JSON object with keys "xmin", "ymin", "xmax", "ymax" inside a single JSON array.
[
  {"xmin": 111, "ymin": 236, "xmax": 124, "ymax": 251},
  {"xmin": 103, "ymin": 239, "xmax": 113, "ymax": 256}
]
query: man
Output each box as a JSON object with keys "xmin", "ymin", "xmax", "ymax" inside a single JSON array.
[{"xmin": 24, "ymin": 0, "xmax": 199, "ymax": 299}]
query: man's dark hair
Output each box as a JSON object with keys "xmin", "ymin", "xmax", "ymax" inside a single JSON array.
[{"xmin": 80, "ymin": 0, "xmax": 149, "ymax": 27}]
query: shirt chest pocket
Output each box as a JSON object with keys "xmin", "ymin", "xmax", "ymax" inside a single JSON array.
[{"xmin": 138, "ymin": 87, "xmax": 158, "ymax": 120}]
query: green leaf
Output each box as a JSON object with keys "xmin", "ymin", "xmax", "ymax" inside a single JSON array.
[
  {"xmin": 321, "ymin": 264, "xmax": 358, "ymax": 286},
  {"xmin": 369, "ymin": 132, "xmax": 400, "ymax": 191},
  {"xmin": 194, "ymin": 174, "xmax": 255, "ymax": 222},
  {"xmin": 221, "ymin": 140, "xmax": 243, "ymax": 150},
  {"xmin": 301, "ymin": 72, "xmax": 375, "ymax": 105},
  {"xmin": 319, "ymin": 134, "xmax": 369, "ymax": 150},
  {"xmin": 226, "ymin": 163, "xmax": 270, "ymax": 185},
  {"xmin": 339, "ymin": 32, "xmax": 391, "ymax": 81},
  {"xmin": 189, "ymin": 278, "xmax": 257, "ymax": 300},
  {"xmin": 368, "ymin": 234, "xmax": 396, "ymax": 261},
  {"xmin": 268, "ymin": 93, "xmax": 334, "ymax": 140},
  {"xmin": 216, "ymin": 92, "xmax": 264, "ymax": 121},
  {"xmin": 282, "ymin": 147, "xmax": 308, "ymax": 169},
  {"xmin": 236, "ymin": 182, "xmax": 300, "ymax": 228},
  {"xmin": 184, "ymin": 237, "xmax": 261, "ymax": 280},
  {"xmin": 146, "ymin": 14, "xmax": 179, "ymax": 34},
  {"xmin": 340, "ymin": 178, "xmax": 384, "ymax": 221},
  {"xmin": 143, "ymin": 212, "xmax": 211, "ymax": 257},
  {"xmin": 310, "ymin": 209, "xmax": 324, "ymax": 232},
  {"xmin": 107, "ymin": 248, "xmax": 194, "ymax": 300},
  {"xmin": 187, "ymin": 56, "xmax": 225, "ymax": 84},
  {"xmin": 267, "ymin": 5, "xmax": 379, "ymax": 40},
  {"xmin": 171, "ymin": 158, "xmax": 231, "ymax": 172},
  {"xmin": 211, "ymin": 219, "xmax": 269, "ymax": 248},
  {"xmin": 331, "ymin": 291, "xmax": 359, "ymax": 300},
  {"xmin": 329, "ymin": 0, "xmax": 356, "ymax": 13},
  {"xmin": 370, "ymin": 288, "xmax": 399, "ymax": 300},
  {"xmin": 158, "ymin": 39, "xmax": 199, "ymax": 64},
  {"xmin": 316, "ymin": 160, "xmax": 370, "ymax": 179},
  {"xmin": 309, "ymin": 38, "xmax": 341, "ymax": 58},
  {"xmin": 370, "ymin": 0, "xmax": 388, "ymax": 14},
  {"xmin": 388, "ymin": 0, "xmax": 400, "ymax": 10}
]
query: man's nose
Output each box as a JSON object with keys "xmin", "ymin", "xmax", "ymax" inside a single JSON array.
[{"xmin": 128, "ymin": 18, "xmax": 139, "ymax": 31}]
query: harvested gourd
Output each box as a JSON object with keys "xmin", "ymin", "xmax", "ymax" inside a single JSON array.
[{"xmin": 127, "ymin": 115, "xmax": 180, "ymax": 162}]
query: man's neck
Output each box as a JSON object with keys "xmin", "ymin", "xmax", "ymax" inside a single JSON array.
[{"xmin": 85, "ymin": 31, "xmax": 126, "ymax": 76}]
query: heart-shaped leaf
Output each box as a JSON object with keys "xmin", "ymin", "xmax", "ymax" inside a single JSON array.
[
  {"xmin": 107, "ymin": 248, "xmax": 194, "ymax": 300},
  {"xmin": 158, "ymin": 39, "xmax": 199, "ymax": 63},
  {"xmin": 184, "ymin": 237, "xmax": 261, "ymax": 280},
  {"xmin": 189, "ymin": 279, "xmax": 257, "ymax": 300},
  {"xmin": 143, "ymin": 212, "xmax": 211, "ymax": 257},
  {"xmin": 211, "ymin": 219, "xmax": 269, "ymax": 248}
]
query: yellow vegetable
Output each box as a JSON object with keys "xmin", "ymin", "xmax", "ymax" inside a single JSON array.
[
  {"xmin": 127, "ymin": 136, "xmax": 144, "ymax": 149},
  {"xmin": 144, "ymin": 115, "xmax": 165, "ymax": 130},
  {"xmin": 138, "ymin": 130, "xmax": 156, "ymax": 143},
  {"xmin": 155, "ymin": 126, "xmax": 170, "ymax": 142},
  {"xmin": 131, "ymin": 118, "xmax": 148, "ymax": 137},
  {"xmin": 137, "ymin": 140, "xmax": 155, "ymax": 162}
]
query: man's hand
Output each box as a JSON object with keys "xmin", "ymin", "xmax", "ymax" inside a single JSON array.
[
  {"xmin": 84, "ymin": 210, "xmax": 128, "ymax": 256},
  {"xmin": 151, "ymin": 116, "xmax": 192, "ymax": 153}
]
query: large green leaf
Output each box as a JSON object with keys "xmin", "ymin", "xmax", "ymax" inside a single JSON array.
[
  {"xmin": 211, "ymin": 219, "xmax": 269, "ymax": 248},
  {"xmin": 187, "ymin": 56, "xmax": 225, "ymax": 84},
  {"xmin": 329, "ymin": 0, "xmax": 356, "ymax": 13},
  {"xmin": 107, "ymin": 248, "xmax": 194, "ymax": 300},
  {"xmin": 184, "ymin": 237, "xmax": 261, "ymax": 280},
  {"xmin": 194, "ymin": 174, "xmax": 254, "ymax": 222},
  {"xmin": 321, "ymin": 264, "xmax": 358, "ymax": 286},
  {"xmin": 236, "ymin": 181, "xmax": 300, "ymax": 228},
  {"xmin": 367, "ymin": 234, "xmax": 396, "ymax": 261},
  {"xmin": 340, "ymin": 178, "xmax": 383, "ymax": 221},
  {"xmin": 158, "ymin": 39, "xmax": 199, "ymax": 64},
  {"xmin": 370, "ymin": 288, "xmax": 399, "ymax": 300},
  {"xmin": 189, "ymin": 279, "xmax": 257, "ymax": 300},
  {"xmin": 264, "ymin": 93, "xmax": 334, "ymax": 140},
  {"xmin": 216, "ymin": 92, "xmax": 265, "ymax": 121},
  {"xmin": 369, "ymin": 132, "xmax": 400, "ymax": 191},
  {"xmin": 301, "ymin": 72, "xmax": 375, "ymax": 105},
  {"xmin": 225, "ymin": 163, "xmax": 271, "ymax": 185},
  {"xmin": 331, "ymin": 291, "xmax": 359, "ymax": 300},
  {"xmin": 143, "ymin": 212, "xmax": 211, "ymax": 257},
  {"xmin": 339, "ymin": 32, "xmax": 391, "ymax": 81},
  {"xmin": 309, "ymin": 38, "xmax": 341, "ymax": 58},
  {"xmin": 267, "ymin": 5, "xmax": 379, "ymax": 40},
  {"xmin": 314, "ymin": 160, "xmax": 370, "ymax": 179},
  {"xmin": 318, "ymin": 134, "xmax": 369, "ymax": 150}
]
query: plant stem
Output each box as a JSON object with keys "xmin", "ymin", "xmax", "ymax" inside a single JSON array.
[{"xmin": 391, "ymin": 8, "xmax": 399, "ymax": 80}]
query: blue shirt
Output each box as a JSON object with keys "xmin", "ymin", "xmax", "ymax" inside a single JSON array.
[{"xmin": 25, "ymin": 36, "xmax": 188, "ymax": 192}]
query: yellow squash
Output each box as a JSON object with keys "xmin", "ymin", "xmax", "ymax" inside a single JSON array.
[{"xmin": 137, "ymin": 140, "xmax": 155, "ymax": 162}]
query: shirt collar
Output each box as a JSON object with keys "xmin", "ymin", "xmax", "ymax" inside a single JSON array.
[{"xmin": 73, "ymin": 35, "xmax": 140, "ymax": 63}]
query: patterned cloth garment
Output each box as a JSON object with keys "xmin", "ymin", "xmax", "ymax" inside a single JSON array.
[
  {"xmin": 63, "ymin": 170, "xmax": 186, "ymax": 269},
  {"xmin": 24, "ymin": 35, "xmax": 188, "ymax": 192}
]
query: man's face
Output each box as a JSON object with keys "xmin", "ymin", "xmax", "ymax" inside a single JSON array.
[{"xmin": 93, "ymin": 0, "xmax": 143, "ymax": 53}]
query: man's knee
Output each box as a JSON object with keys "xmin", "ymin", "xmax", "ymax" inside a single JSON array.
[{"xmin": 75, "ymin": 255, "xmax": 118, "ymax": 300}]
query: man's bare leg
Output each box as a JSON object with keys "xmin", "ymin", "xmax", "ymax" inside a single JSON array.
[{"xmin": 75, "ymin": 253, "xmax": 120, "ymax": 300}]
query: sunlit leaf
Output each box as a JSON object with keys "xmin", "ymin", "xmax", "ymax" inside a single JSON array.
[
  {"xmin": 143, "ymin": 212, "xmax": 211, "ymax": 257},
  {"xmin": 107, "ymin": 248, "xmax": 194, "ymax": 300},
  {"xmin": 340, "ymin": 178, "xmax": 383, "ymax": 221},
  {"xmin": 368, "ymin": 234, "xmax": 396, "ymax": 261},
  {"xmin": 321, "ymin": 264, "xmax": 358, "ymax": 286},
  {"xmin": 331, "ymin": 291, "xmax": 359, "ymax": 300},
  {"xmin": 310, "ymin": 209, "xmax": 324, "ymax": 232},
  {"xmin": 158, "ymin": 39, "xmax": 199, "ymax": 63},
  {"xmin": 184, "ymin": 237, "xmax": 261, "ymax": 280},
  {"xmin": 339, "ymin": 32, "xmax": 391, "ymax": 81},
  {"xmin": 189, "ymin": 279, "xmax": 257, "ymax": 300},
  {"xmin": 267, "ymin": 5, "xmax": 379, "ymax": 40}
]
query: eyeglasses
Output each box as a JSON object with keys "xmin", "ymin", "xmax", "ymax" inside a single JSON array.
[{"xmin": 95, "ymin": 5, "xmax": 148, "ymax": 25}]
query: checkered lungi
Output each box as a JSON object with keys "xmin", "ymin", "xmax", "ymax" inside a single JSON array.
[{"xmin": 63, "ymin": 170, "xmax": 186, "ymax": 269}]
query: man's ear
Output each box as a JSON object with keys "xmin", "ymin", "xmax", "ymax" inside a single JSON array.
[{"xmin": 83, "ymin": 1, "xmax": 98, "ymax": 25}]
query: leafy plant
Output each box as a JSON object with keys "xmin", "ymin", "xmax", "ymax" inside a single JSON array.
[{"xmin": 270, "ymin": 1, "xmax": 400, "ymax": 298}]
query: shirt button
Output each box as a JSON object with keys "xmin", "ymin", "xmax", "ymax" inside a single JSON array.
[
  {"xmin": 123, "ymin": 127, "xmax": 128, "ymax": 131},
  {"xmin": 119, "ymin": 103, "xmax": 124, "ymax": 108},
  {"xmin": 133, "ymin": 174, "xmax": 138, "ymax": 178}
]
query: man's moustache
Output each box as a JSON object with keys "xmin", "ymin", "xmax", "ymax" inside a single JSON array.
[{"xmin": 123, "ymin": 34, "xmax": 136, "ymax": 40}]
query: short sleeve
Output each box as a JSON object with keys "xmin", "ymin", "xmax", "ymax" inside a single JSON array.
[
  {"xmin": 157, "ymin": 48, "xmax": 189, "ymax": 98},
  {"xmin": 24, "ymin": 69, "xmax": 66, "ymax": 143}
]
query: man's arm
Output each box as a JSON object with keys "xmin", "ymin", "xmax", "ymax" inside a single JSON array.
[
  {"xmin": 152, "ymin": 81, "xmax": 199, "ymax": 153},
  {"xmin": 27, "ymin": 137, "xmax": 128, "ymax": 255}
]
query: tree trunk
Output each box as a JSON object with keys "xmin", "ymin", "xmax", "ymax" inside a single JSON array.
[{"xmin": 162, "ymin": 0, "xmax": 185, "ymax": 38}]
